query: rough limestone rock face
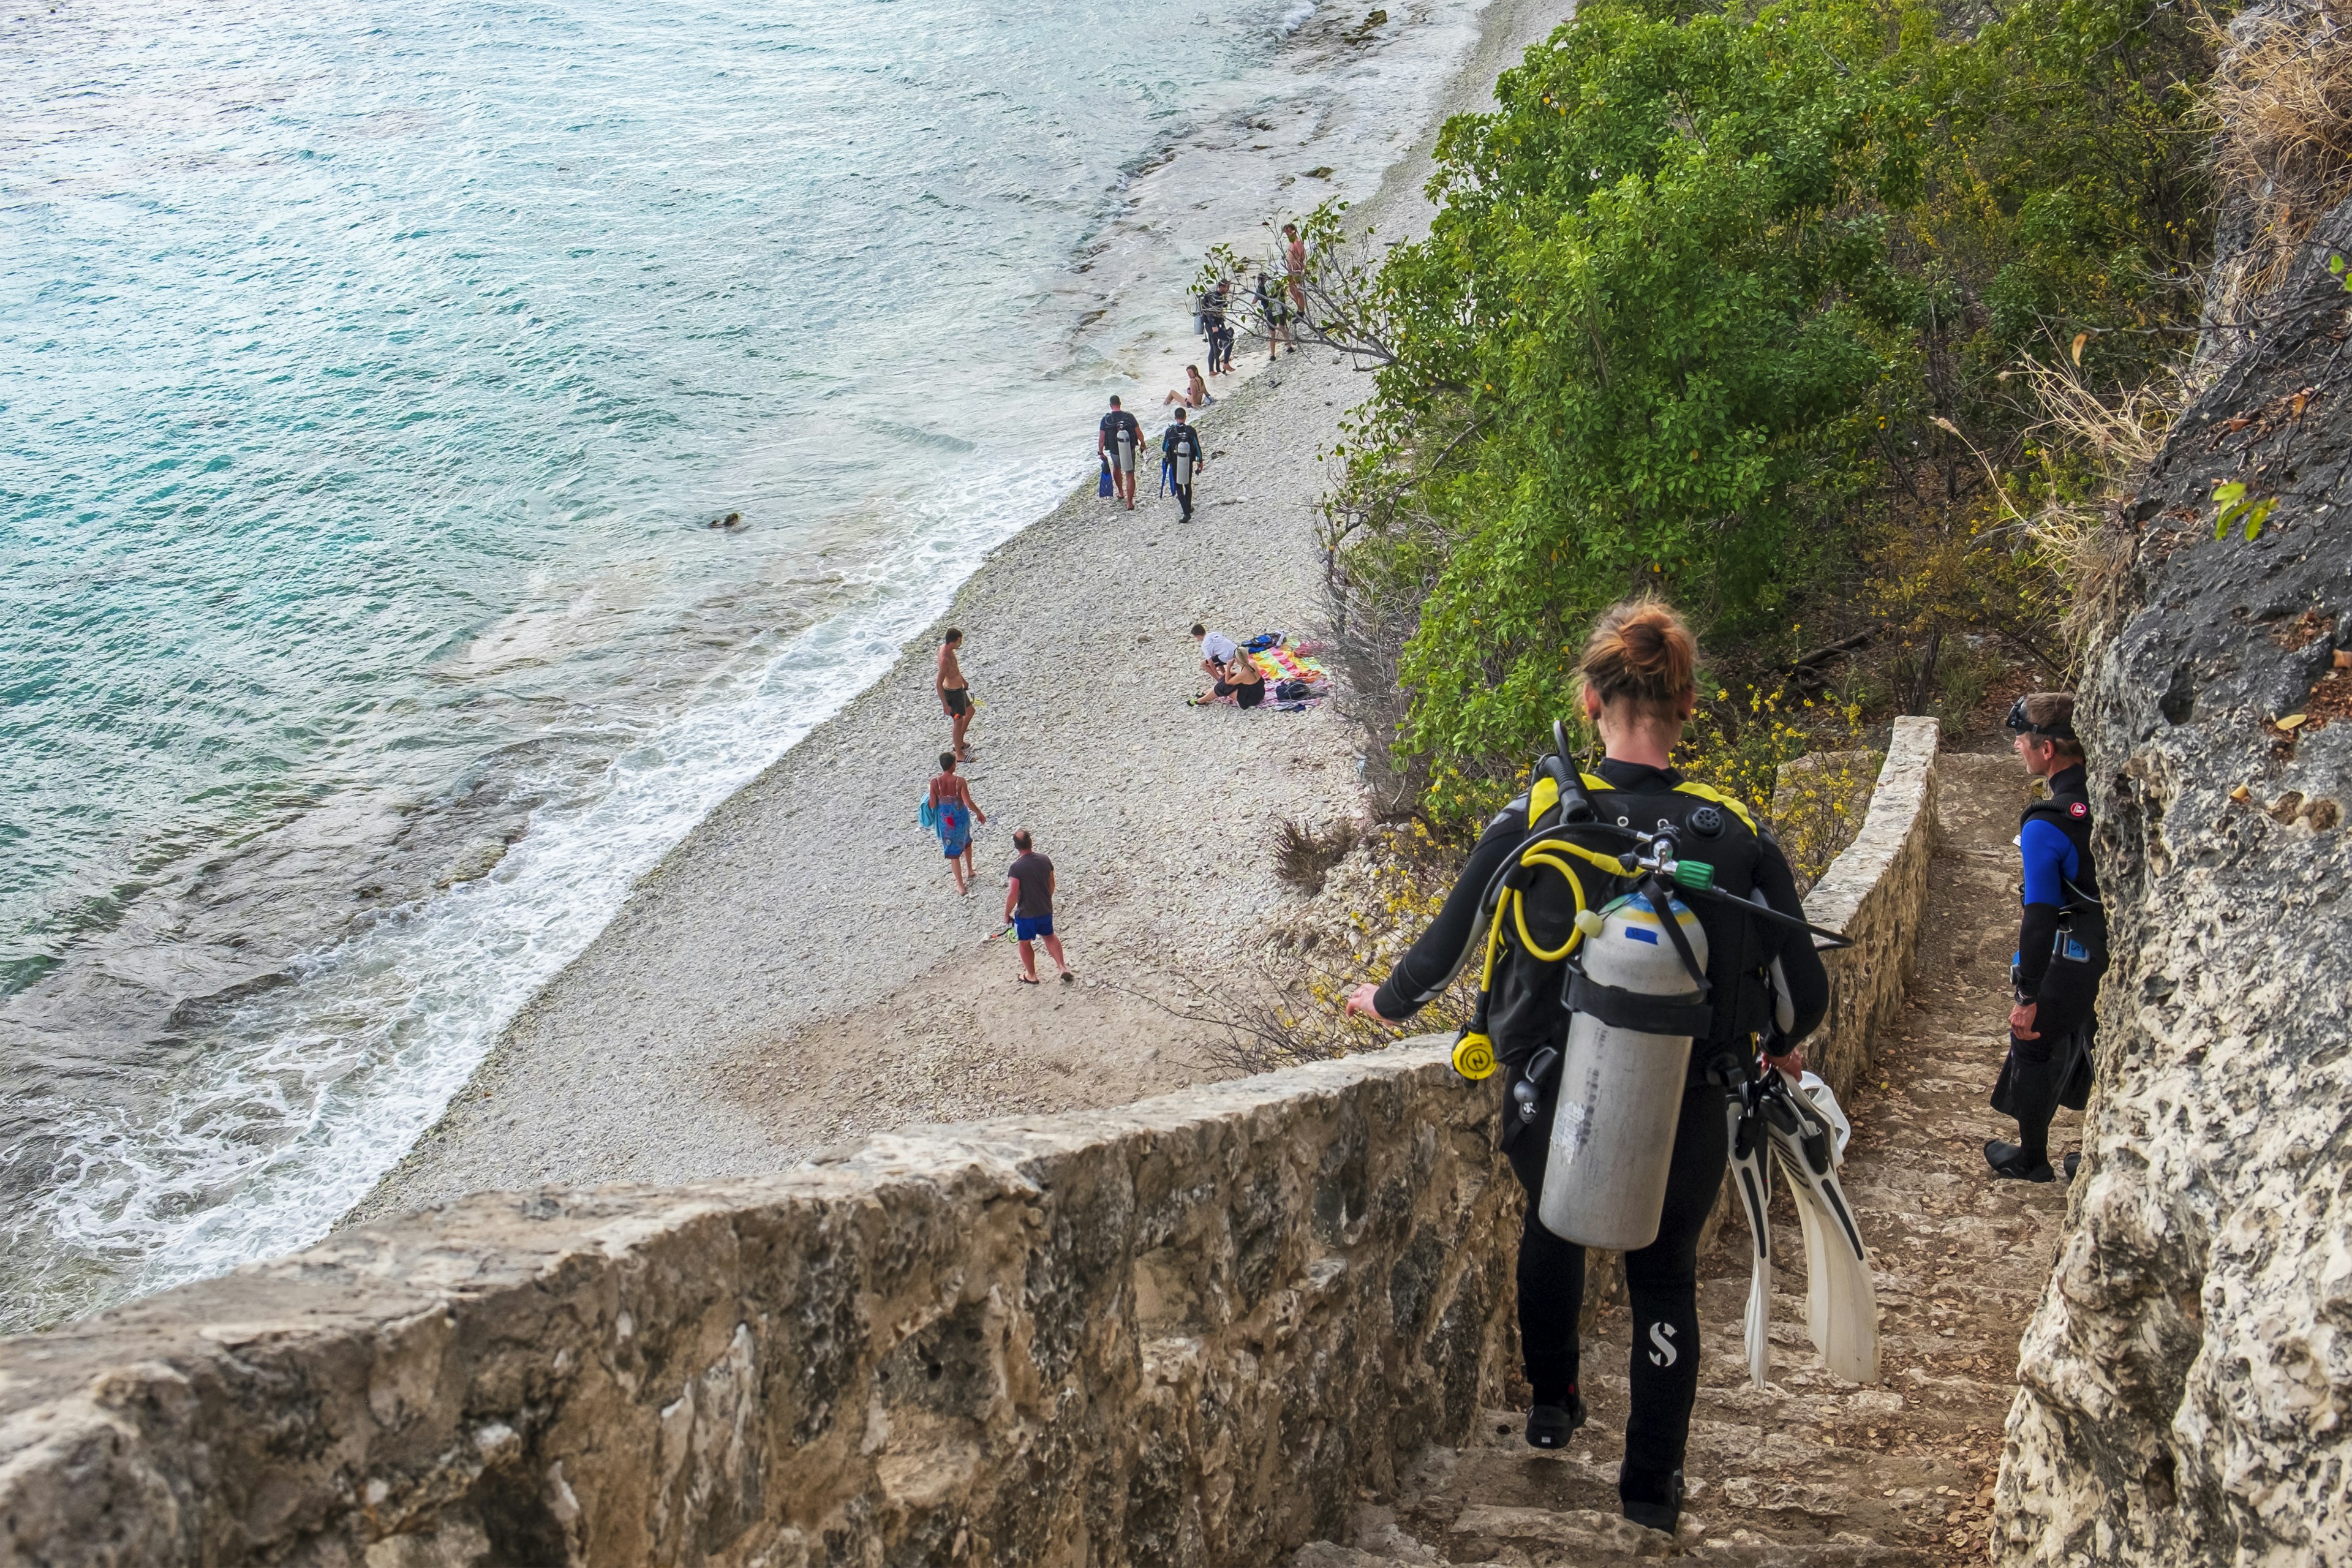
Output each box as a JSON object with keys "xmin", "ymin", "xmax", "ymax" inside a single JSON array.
[
  {"xmin": 0, "ymin": 1043, "xmax": 1515, "ymax": 1568},
  {"xmin": 1993, "ymin": 200, "xmax": 2352, "ymax": 1564}
]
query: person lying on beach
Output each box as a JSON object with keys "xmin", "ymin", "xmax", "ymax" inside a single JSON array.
[
  {"xmin": 938, "ymin": 627, "xmax": 973, "ymax": 761},
  {"xmin": 1163, "ymin": 366, "xmax": 1213, "ymax": 408},
  {"xmin": 926, "ymin": 752, "xmax": 986, "ymax": 894}
]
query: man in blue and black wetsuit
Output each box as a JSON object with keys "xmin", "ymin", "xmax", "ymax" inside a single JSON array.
[{"xmin": 1988, "ymin": 692, "xmax": 2106, "ymax": 1183}]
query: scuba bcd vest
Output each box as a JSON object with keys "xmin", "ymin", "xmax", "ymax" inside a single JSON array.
[
  {"xmin": 2019, "ymin": 779, "xmax": 2103, "ymax": 921},
  {"xmin": 1451, "ymin": 731, "xmax": 1841, "ymax": 1084}
]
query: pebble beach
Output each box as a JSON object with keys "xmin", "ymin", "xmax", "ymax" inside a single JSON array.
[{"xmin": 355, "ymin": 0, "xmax": 1579, "ymax": 1221}]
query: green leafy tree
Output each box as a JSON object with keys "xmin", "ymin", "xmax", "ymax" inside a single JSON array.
[{"xmin": 1297, "ymin": 0, "xmax": 2212, "ymax": 823}]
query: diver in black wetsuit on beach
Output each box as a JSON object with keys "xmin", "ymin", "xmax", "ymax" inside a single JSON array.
[{"xmin": 1160, "ymin": 409, "xmax": 1204, "ymax": 522}]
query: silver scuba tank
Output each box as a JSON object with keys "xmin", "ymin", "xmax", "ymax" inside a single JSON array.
[
  {"xmin": 1537, "ymin": 894, "xmax": 1711, "ymax": 1251},
  {"xmin": 1174, "ymin": 451, "xmax": 1194, "ymax": 486}
]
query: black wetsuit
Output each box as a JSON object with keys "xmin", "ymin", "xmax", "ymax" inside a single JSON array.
[
  {"xmin": 1161, "ymin": 423, "xmax": 1204, "ymax": 521},
  {"xmin": 1370, "ymin": 760, "xmax": 1828, "ymax": 1497},
  {"xmin": 1204, "ymin": 293, "xmax": 1231, "ymax": 373},
  {"xmin": 1990, "ymin": 764, "xmax": 2106, "ymax": 1166}
]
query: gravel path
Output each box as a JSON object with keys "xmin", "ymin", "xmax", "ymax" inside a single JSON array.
[{"xmin": 353, "ymin": 0, "xmax": 1578, "ymax": 1223}]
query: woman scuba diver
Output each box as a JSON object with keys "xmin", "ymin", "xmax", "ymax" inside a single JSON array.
[{"xmin": 1346, "ymin": 598, "xmax": 1830, "ymax": 1534}]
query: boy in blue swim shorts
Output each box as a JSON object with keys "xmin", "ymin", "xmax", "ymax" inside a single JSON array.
[{"xmin": 1005, "ymin": 829, "xmax": 1072, "ymax": 984}]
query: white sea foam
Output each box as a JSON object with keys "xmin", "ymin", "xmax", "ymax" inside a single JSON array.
[{"xmin": 23, "ymin": 453, "xmax": 1077, "ymax": 1309}]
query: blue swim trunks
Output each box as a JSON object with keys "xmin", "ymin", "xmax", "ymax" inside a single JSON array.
[{"xmin": 1014, "ymin": 913, "xmax": 1054, "ymax": 941}]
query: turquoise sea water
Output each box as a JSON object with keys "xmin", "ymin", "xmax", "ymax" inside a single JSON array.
[{"xmin": 0, "ymin": 0, "xmax": 1486, "ymax": 1329}]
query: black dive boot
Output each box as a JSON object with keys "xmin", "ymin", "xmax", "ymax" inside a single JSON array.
[
  {"xmin": 2063, "ymin": 1151, "xmax": 2081, "ymax": 1180},
  {"xmin": 1984, "ymin": 1140, "xmax": 2055, "ymax": 1182},
  {"xmin": 1620, "ymin": 1464, "xmax": 1684, "ymax": 1534},
  {"xmin": 1525, "ymin": 1390, "xmax": 1588, "ymax": 1450}
]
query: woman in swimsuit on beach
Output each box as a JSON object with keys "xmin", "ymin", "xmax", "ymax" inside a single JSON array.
[
  {"xmin": 927, "ymin": 751, "xmax": 986, "ymax": 894},
  {"xmin": 1217, "ymin": 652, "xmax": 1267, "ymax": 710},
  {"xmin": 1163, "ymin": 364, "xmax": 1213, "ymax": 408}
]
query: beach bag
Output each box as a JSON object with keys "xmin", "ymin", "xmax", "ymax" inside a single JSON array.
[
  {"xmin": 1276, "ymin": 679, "xmax": 1314, "ymax": 701},
  {"xmin": 1242, "ymin": 631, "xmax": 1282, "ymax": 653}
]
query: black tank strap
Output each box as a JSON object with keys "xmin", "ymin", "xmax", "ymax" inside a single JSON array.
[
  {"xmin": 1564, "ymin": 970, "xmax": 1714, "ymax": 1036},
  {"xmin": 1642, "ymin": 882, "xmax": 1715, "ymax": 992},
  {"xmin": 1683, "ymin": 883, "xmax": 1855, "ymax": 949}
]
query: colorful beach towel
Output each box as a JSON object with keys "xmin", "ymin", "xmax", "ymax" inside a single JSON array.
[
  {"xmin": 1249, "ymin": 642, "xmax": 1330, "ymax": 692},
  {"xmin": 921, "ymin": 793, "xmax": 973, "ymax": 858}
]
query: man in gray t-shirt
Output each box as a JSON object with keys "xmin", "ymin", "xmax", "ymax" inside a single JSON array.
[
  {"xmin": 1193, "ymin": 622, "xmax": 1237, "ymax": 685},
  {"xmin": 1005, "ymin": 829, "xmax": 1071, "ymax": 983}
]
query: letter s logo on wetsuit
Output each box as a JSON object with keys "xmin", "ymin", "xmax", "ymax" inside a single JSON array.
[{"xmin": 1648, "ymin": 1321, "xmax": 1679, "ymax": 1368}]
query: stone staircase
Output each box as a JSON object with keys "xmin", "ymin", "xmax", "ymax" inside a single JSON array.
[{"xmin": 1291, "ymin": 754, "xmax": 2076, "ymax": 1567}]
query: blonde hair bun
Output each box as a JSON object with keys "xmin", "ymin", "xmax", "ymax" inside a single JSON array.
[{"xmin": 1579, "ymin": 597, "xmax": 1698, "ymax": 715}]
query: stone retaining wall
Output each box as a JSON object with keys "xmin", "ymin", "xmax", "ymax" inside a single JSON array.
[
  {"xmin": 1, "ymin": 1046, "xmax": 1516, "ymax": 1568},
  {"xmin": 0, "ymin": 726, "xmax": 1943, "ymax": 1568},
  {"xmin": 1798, "ymin": 715, "xmax": 1942, "ymax": 1101}
]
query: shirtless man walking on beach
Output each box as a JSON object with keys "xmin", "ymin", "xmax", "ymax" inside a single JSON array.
[
  {"xmin": 937, "ymin": 627, "xmax": 973, "ymax": 761},
  {"xmin": 1099, "ymin": 396, "xmax": 1143, "ymax": 510}
]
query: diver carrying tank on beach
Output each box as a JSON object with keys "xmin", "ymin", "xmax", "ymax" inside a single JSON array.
[
  {"xmin": 1160, "ymin": 409, "xmax": 1204, "ymax": 522},
  {"xmin": 1986, "ymin": 692, "xmax": 2106, "ymax": 1183},
  {"xmin": 1347, "ymin": 598, "xmax": 1845, "ymax": 1534}
]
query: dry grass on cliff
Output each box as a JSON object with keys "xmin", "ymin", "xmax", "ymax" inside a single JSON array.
[
  {"xmin": 2206, "ymin": 0, "xmax": 2352, "ymax": 315},
  {"xmin": 2019, "ymin": 360, "xmax": 2180, "ymax": 666}
]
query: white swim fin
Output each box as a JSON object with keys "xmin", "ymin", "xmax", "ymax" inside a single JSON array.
[
  {"xmin": 1725, "ymin": 1083, "xmax": 1774, "ymax": 1388},
  {"xmin": 1758, "ymin": 1070, "xmax": 1880, "ymax": 1384}
]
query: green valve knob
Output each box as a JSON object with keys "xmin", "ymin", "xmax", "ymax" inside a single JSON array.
[{"xmin": 1673, "ymin": 859, "xmax": 1716, "ymax": 892}]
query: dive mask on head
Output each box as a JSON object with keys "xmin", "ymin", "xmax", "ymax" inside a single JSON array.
[{"xmin": 2003, "ymin": 696, "xmax": 2076, "ymax": 742}]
